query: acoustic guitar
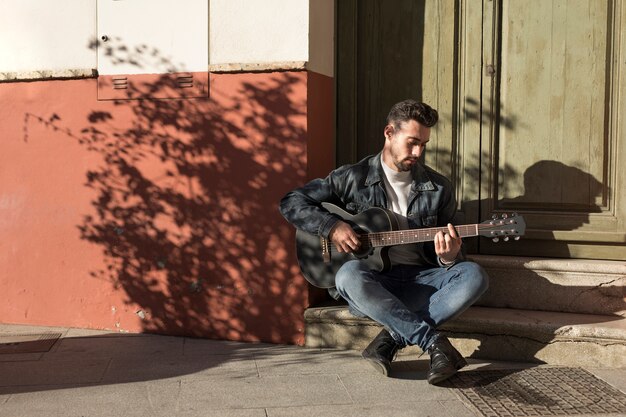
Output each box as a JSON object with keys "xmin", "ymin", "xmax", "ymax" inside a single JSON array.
[{"xmin": 295, "ymin": 202, "xmax": 526, "ymax": 288}]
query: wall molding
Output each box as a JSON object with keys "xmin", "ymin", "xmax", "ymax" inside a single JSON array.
[
  {"xmin": 0, "ymin": 69, "xmax": 97, "ymax": 83},
  {"xmin": 0, "ymin": 61, "xmax": 310, "ymax": 82},
  {"xmin": 208, "ymin": 61, "xmax": 307, "ymax": 73}
]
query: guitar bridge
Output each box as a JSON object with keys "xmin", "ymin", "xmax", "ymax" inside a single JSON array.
[{"xmin": 320, "ymin": 237, "xmax": 331, "ymax": 263}]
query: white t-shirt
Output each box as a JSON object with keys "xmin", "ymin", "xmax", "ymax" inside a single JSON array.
[{"xmin": 380, "ymin": 155, "xmax": 422, "ymax": 265}]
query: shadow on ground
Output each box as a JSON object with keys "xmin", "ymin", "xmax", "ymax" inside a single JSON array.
[{"xmin": 0, "ymin": 329, "xmax": 362, "ymax": 396}]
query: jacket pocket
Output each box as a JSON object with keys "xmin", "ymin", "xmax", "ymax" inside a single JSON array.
[{"xmin": 420, "ymin": 214, "xmax": 438, "ymax": 227}]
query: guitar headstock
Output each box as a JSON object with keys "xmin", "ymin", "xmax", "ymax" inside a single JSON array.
[{"xmin": 479, "ymin": 213, "xmax": 526, "ymax": 242}]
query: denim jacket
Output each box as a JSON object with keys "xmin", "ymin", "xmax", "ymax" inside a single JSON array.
[{"xmin": 279, "ymin": 152, "xmax": 458, "ymax": 266}]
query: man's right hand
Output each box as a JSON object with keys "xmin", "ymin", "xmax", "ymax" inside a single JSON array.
[{"xmin": 329, "ymin": 221, "xmax": 361, "ymax": 253}]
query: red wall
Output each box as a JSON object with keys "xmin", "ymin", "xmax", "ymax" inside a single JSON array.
[
  {"xmin": 306, "ymin": 71, "xmax": 335, "ymax": 180},
  {"xmin": 0, "ymin": 71, "xmax": 311, "ymax": 344},
  {"xmin": 305, "ymin": 70, "xmax": 336, "ymax": 305}
]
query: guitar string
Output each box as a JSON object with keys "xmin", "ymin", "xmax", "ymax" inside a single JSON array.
[
  {"xmin": 365, "ymin": 224, "xmax": 518, "ymax": 240},
  {"xmin": 327, "ymin": 223, "xmax": 522, "ymax": 249}
]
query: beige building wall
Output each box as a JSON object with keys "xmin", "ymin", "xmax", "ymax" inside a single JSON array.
[{"xmin": 0, "ymin": 0, "xmax": 311, "ymax": 79}]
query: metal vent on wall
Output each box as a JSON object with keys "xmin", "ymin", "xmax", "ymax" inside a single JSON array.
[
  {"xmin": 177, "ymin": 74, "xmax": 194, "ymax": 89},
  {"xmin": 97, "ymin": 72, "xmax": 209, "ymax": 100},
  {"xmin": 112, "ymin": 76, "xmax": 128, "ymax": 90}
]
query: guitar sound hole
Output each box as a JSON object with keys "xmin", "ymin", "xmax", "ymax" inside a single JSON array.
[{"xmin": 352, "ymin": 244, "xmax": 373, "ymax": 258}]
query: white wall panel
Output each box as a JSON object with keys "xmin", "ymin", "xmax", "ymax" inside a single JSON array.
[
  {"xmin": 0, "ymin": 0, "xmax": 312, "ymax": 77},
  {"xmin": 209, "ymin": 0, "xmax": 309, "ymax": 65},
  {"xmin": 97, "ymin": 0, "xmax": 208, "ymax": 75},
  {"xmin": 0, "ymin": 0, "xmax": 96, "ymax": 73}
]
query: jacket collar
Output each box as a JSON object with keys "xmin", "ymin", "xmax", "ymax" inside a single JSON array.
[{"xmin": 365, "ymin": 152, "xmax": 436, "ymax": 191}]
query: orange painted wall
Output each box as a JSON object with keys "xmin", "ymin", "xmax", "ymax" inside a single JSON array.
[
  {"xmin": 0, "ymin": 71, "xmax": 310, "ymax": 344},
  {"xmin": 305, "ymin": 70, "xmax": 337, "ymax": 305},
  {"xmin": 306, "ymin": 71, "xmax": 334, "ymax": 181}
]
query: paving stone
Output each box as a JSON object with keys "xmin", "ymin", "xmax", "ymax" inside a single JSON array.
[
  {"xmin": 0, "ymin": 381, "xmax": 180, "ymax": 417},
  {"xmin": 0, "ymin": 352, "xmax": 44, "ymax": 362},
  {"xmin": 0, "ymin": 358, "xmax": 110, "ymax": 388},
  {"xmin": 254, "ymin": 348, "xmax": 366, "ymax": 376},
  {"xmin": 2, "ymin": 323, "xmax": 620, "ymax": 417},
  {"xmin": 64, "ymin": 328, "xmax": 121, "ymax": 337},
  {"xmin": 179, "ymin": 374, "xmax": 352, "ymax": 409},
  {"xmin": 44, "ymin": 333, "xmax": 184, "ymax": 360},
  {"xmin": 176, "ymin": 408, "xmax": 268, "ymax": 417},
  {"xmin": 266, "ymin": 401, "xmax": 473, "ymax": 417},
  {"xmin": 144, "ymin": 380, "xmax": 182, "ymax": 415},
  {"xmin": 0, "ymin": 324, "xmax": 69, "ymax": 336},
  {"xmin": 338, "ymin": 371, "xmax": 458, "ymax": 405},
  {"xmin": 182, "ymin": 338, "xmax": 304, "ymax": 357},
  {"xmin": 0, "ymin": 332, "xmax": 61, "ymax": 354},
  {"xmin": 101, "ymin": 354, "xmax": 259, "ymax": 384}
]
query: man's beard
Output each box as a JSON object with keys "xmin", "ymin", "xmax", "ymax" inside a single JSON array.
[{"xmin": 394, "ymin": 157, "xmax": 417, "ymax": 172}]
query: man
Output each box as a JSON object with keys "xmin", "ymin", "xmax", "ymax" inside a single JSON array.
[{"xmin": 279, "ymin": 99, "xmax": 489, "ymax": 385}]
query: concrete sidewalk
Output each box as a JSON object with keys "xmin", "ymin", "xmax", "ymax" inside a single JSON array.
[{"xmin": 0, "ymin": 324, "xmax": 625, "ymax": 417}]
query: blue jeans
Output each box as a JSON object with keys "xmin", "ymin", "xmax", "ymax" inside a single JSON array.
[{"xmin": 335, "ymin": 260, "xmax": 489, "ymax": 351}]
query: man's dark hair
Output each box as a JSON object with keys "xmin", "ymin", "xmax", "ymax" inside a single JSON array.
[{"xmin": 386, "ymin": 99, "xmax": 438, "ymax": 129}]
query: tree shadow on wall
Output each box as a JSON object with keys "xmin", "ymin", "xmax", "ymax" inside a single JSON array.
[
  {"xmin": 26, "ymin": 40, "xmax": 308, "ymax": 343},
  {"xmin": 473, "ymin": 160, "xmax": 608, "ymax": 257}
]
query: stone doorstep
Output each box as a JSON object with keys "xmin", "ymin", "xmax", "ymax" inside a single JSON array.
[
  {"xmin": 304, "ymin": 305, "xmax": 626, "ymax": 368},
  {"xmin": 468, "ymin": 255, "xmax": 626, "ymax": 274},
  {"xmin": 467, "ymin": 255, "xmax": 626, "ymax": 317}
]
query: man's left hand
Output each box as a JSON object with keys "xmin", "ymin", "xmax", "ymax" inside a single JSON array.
[{"xmin": 434, "ymin": 223, "xmax": 462, "ymax": 264}]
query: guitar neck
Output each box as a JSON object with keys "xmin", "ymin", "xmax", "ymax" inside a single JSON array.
[{"xmin": 367, "ymin": 224, "xmax": 479, "ymax": 247}]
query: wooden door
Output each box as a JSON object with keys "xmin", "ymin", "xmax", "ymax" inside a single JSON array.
[
  {"xmin": 336, "ymin": 0, "xmax": 426, "ymax": 166},
  {"xmin": 336, "ymin": 0, "xmax": 626, "ymax": 260},
  {"xmin": 468, "ymin": 0, "xmax": 626, "ymax": 259}
]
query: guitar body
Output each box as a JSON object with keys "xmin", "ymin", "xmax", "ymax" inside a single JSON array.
[{"xmin": 295, "ymin": 203, "xmax": 399, "ymax": 288}]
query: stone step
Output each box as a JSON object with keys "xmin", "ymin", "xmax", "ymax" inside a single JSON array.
[
  {"xmin": 304, "ymin": 305, "xmax": 626, "ymax": 368},
  {"xmin": 468, "ymin": 255, "xmax": 626, "ymax": 316}
]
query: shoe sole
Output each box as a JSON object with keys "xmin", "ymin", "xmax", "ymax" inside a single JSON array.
[
  {"xmin": 427, "ymin": 357, "xmax": 468, "ymax": 385},
  {"xmin": 362, "ymin": 355, "xmax": 391, "ymax": 376},
  {"xmin": 427, "ymin": 368, "xmax": 456, "ymax": 385}
]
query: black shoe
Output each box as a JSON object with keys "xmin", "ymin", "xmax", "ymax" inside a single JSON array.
[
  {"xmin": 426, "ymin": 335, "xmax": 467, "ymax": 385},
  {"xmin": 361, "ymin": 329, "xmax": 404, "ymax": 376}
]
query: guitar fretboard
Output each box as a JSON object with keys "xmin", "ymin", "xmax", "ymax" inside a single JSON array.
[{"xmin": 366, "ymin": 224, "xmax": 479, "ymax": 247}]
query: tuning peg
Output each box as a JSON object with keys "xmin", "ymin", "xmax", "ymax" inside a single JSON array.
[
  {"xmin": 514, "ymin": 236, "xmax": 521, "ymax": 240},
  {"xmin": 503, "ymin": 236, "xmax": 510, "ymax": 242},
  {"xmin": 492, "ymin": 214, "xmax": 498, "ymax": 220},
  {"xmin": 492, "ymin": 237, "xmax": 499, "ymax": 243},
  {"xmin": 501, "ymin": 213, "xmax": 508, "ymax": 219},
  {"xmin": 511, "ymin": 212, "xmax": 518, "ymax": 217}
]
